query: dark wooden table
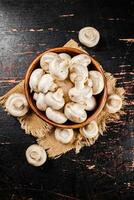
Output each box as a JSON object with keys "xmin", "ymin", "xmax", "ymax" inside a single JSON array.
[{"xmin": 0, "ymin": 0, "xmax": 134, "ymax": 199}]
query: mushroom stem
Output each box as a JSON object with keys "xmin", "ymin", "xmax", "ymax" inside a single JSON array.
[{"xmin": 75, "ymin": 76, "xmax": 85, "ymax": 89}]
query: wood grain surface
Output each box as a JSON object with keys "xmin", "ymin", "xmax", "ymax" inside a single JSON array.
[{"xmin": 0, "ymin": 0, "xmax": 133, "ymax": 199}]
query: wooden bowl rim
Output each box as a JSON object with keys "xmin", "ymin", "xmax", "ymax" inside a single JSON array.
[{"xmin": 24, "ymin": 47, "xmax": 107, "ymax": 129}]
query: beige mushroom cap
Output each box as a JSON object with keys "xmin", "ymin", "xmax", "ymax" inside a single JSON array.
[
  {"xmin": 38, "ymin": 74, "xmax": 54, "ymax": 93},
  {"xmin": 81, "ymin": 96, "xmax": 97, "ymax": 111},
  {"xmin": 25, "ymin": 144, "xmax": 47, "ymax": 167},
  {"xmin": 106, "ymin": 94, "xmax": 122, "ymax": 113},
  {"xmin": 78, "ymin": 27, "xmax": 100, "ymax": 47},
  {"xmin": 59, "ymin": 53, "xmax": 71, "ymax": 62},
  {"xmin": 64, "ymin": 102, "xmax": 87, "ymax": 123},
  {"xmin": 29, "ymin": 68, "xmax": 44, "ymax": 92},
  {"xmin": 46, "ymin": 107, "xmax": 67, "ymax": 124},
  {"xmin": 49, "ymin": 58, "xmax": 69, "ymax": 80},
  {"xmin": 36, "ymin": 93, "xmax": 47, "ymax": 111},
  {"xmin": 89, "ymin": 70, "xmax": 104, "ymax": 95},
  {"xmin": 80, "ymin": 120, "xmax": 99, "ymax": 139},
  {"xmin": 70, "ymin": 54, "xmax": 91, "ymax": 67},
  {"xmin": 5, "ymin": 93, "xmax": 29, "ymax": 117},
  {"xmin": 55, "ymin": 128, "xmax": 74, "ymax": 144},
  {"xmin": 40, "ymin": 52, "xmax": 59, "ymax": 71}
]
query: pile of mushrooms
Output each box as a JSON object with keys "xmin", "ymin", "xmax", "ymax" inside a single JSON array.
[{"xmin": 29, "ymin": 52, "xmax": 105, "ymax": 124}]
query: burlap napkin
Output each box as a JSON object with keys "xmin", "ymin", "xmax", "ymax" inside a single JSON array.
[{"xmin": 0, "ymin": 39, "xmax": 125, "ymax": 158}]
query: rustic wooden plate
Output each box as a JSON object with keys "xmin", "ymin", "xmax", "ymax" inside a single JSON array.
[{"xmin": 24, "ymin": 47, "xmax": 107, "ymax": 129}]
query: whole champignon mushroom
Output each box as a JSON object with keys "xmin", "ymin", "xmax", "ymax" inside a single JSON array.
[
  {"xmin": 81, "ymin": 96, "xmax": 96, "ymax": 111},
  {"xmin": 43, "ymin": 88, "xmax": 65, "ymax": 110},
  {"xmin": 46, "ymin": 107, "xmax": 67, "ymax": 124},
  {"xmin": 80, "ymin": 121, "xmax": 99, "ymax": 139},
  {"xmin": 106, "ymin": 94, "xmax": 122, "ymax": 113},
  {"xmin": 69, "ymin": 63, "xmax": 89, "ymax": 83},
  {"xmin": 59, "ymin": 53, "xmax": 71, "ymax": 62},
  {"xmin": 89, "ymin": 70, "xmax": 104, "ymax": 95},
  {"xmin": 36, "ymin": 93, "xmax": 47, "ymax": 111},
  {"xmin": 64, "ymin": 102, "xmax": 87, "ymax": 123},
  {"xmin": 5, "ymin": 93, "xmax": 29, "ymax": 117},
  {"xmin": 29, "ymin": 68, "xmax": 44, "ymax": 92},
  {"xmin": 55, "ymin": 128, "xmax": 74, "ymax": 144},
  {"xmin": 26, "ymin": 144, "xmax": 47, "ymax": 167},
  {"xmin": 49, "ymin": 58, "xmax": 69, "ymax": 80},
  {"xmin": 70, "ymin": 54, "xmax": 91, "ymax": 67},
  {"xmin": 69, "ymin": 75, "xmax": 92, "ymax": 103},
  {"xmin": 38, "ymin": 74, "xmax": 54, "ymax": 93},
  {"xmin": 78, "ymin": 27, "xmax": 100, "ymax": 47},
  {"xmin": 40, "ymin": 52, "xmax": 59, "ymax": 71}
]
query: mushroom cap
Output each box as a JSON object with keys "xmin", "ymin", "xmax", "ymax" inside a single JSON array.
[
  {"xmin": 55, "ymin": 128, "xmax": 74, "ymax": 144},
  {"xmin": 25, "ymin": 144, "xmax": 47, "ymax": 167},
  {"xmin": 49, "ymin": 58, "xmax": 69, "ymax": 80},
  {"xmin": 69, "ymin": 63, "xmax": 89, "ymax": 83},
  {"xmin": 70, "ymin": 54, "xmax": 91, "ymax": 67},
  {"xmin": 40, "ymin": 52, "xmax": 59, "ymax": 71},
  {"xmin": 59, "ymin": 53, "xmax": 71, "ymax": 62},
  {"xmin": 46, "ymin": 107, "xmax": 67, "ymax": 124},
  {"xmin": 38, "ymin": 74, "xmax": 54, "ymax": 93},
  {"xmin": 36, "ymin": 93, "xmax": 47, "ymax": 111},
  {"xmin": 29, "ymin": 68, "xmax": 44, "ymax": 92},
  {"xmin": 89, "ymin": 70, "xmax": 104, "ymax": 95},
  {"xmin": 81, "ymin": 96, "xmax": 96, "ymax": 111},
  {"xmin": 44, "ymin": 88, "xmax": 65, "ymax": 110},
  {"xmin": 78, "ymin": 27, "xmax": 100, "ymax": 47},
  {"xmin": 80, "ymin": 120, "xmax": 99, "ymax": 139},
  {"xmin": 106, "ymin": 94, "xmax": 122, "ymax": 113},
  {"xmin": 5, "ymin": 93, "xmax": 29, "ymax": 117},
  {"xmin": 64, "ymin": 102, "xmax": 87, "ymax": 123}
]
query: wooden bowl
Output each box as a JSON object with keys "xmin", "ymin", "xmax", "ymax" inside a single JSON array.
[{"xmin": 24, "ymin": 47, "xmax": 107, "ymax": 129}]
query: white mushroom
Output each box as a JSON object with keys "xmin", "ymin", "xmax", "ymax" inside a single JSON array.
[
  {"xmin": 78, "ymin": 27, "xmax": 100, "ymax": 47},
  {"xmin": 29, "ymin": 68, "xmax": 44, "ymax": 92},
  {"xmin": 49, "ymin": 58, "xmax": 69, "ymax": 80},
  {"xmin": 59, "ymin": 53, "xmax": 71, "ymax": 62},
  {"xmin": 38, "ymin": 74, "xmax": 54, "ymax": 93},
  {"xmin": 106, "ymin": 94, "xmax": 122, "ymax": 113},
  {"xmin": 81, "ymin": 96, "xmax": 97, "ymax": 111},
  {"xmin": 89, "ymin": 70, "xmax": 104, "ymax": 95},
  {"xmin": 80, "ymin": 121, "xmax": 99, "ymax": 139},
  {"xmin": 55, "ymin": 128, "xmax": 74, "ymax": 144},
  {"xmin": 46, "ymin": 107, "xmax": 67, "ymax": 124},
  {"xmin": 36, "ymin": 93, "xmax": 47, "ymax": 111},
  {"xmin": 69, "ymin": 75, "xmax": 92, "ymax": 103},
  {"xmin": 70, "ymin": 54, "xmax": 91, "ymax": 67},
  {"xmin": 40, "ymin": 52, "xmax": 59, "ymax": 71},
  {"xmin": 64, "ymin": 102, "xmax": 87, "ymax": 123},
  {"xmin": 44, "ymin": 88, "xmax": 65, "ymax": 110},
  {"xmin": 5, "ymin": 93, "xmax": 29, "ymax": 117},
  {"xmin": 25, "ymin": 144, "xmax": 47, "ymax": 167},
  {"xmin": 69, "ymin": 63, "xmax": 89, "ymax": 83}
]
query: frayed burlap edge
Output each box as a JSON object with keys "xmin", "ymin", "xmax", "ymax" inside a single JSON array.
[{"xmin": 0, "ymin": 39, "xmax": 125, "ymax": 158}]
